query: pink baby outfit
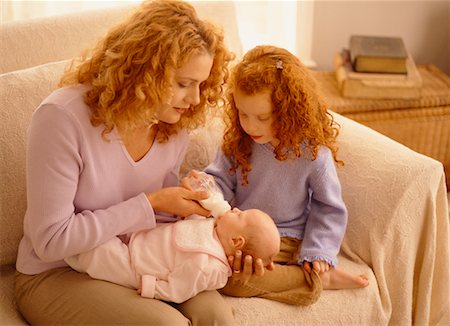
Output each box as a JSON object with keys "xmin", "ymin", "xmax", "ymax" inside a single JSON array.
[{"xmin": 66, "ymin": 218, "xmax": 232, "ymax": 303}]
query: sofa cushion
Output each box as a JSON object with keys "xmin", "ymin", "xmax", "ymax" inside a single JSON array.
[
  {"xmin": 0, "ymin": 265, "xmax": 26, "ymax": 325},
  {"xmin": 0, "ymin": 1, "xmax": 242, "ymax": 74},
  {"xmin": 0, "ymin": 59, "xmax": 69, "ymax": 265},
  {"xmin": 0, "ymin": 5, "xmax": 133, "ymax": 73}
]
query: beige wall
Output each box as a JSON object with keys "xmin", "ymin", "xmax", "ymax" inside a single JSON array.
[{"xmin": 311, "ymin": 0, "xmax": 450, "ymax": 75}]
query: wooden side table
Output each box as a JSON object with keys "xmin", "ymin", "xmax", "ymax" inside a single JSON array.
[{"xmin": 312, "ymin": 65, "xmax": 450, "ymax": 186}]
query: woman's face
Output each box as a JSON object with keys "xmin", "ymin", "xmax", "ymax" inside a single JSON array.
[
  {"xmin": 234, "ymin": 89, "xmax": 279, "ymax": 147},
  {"xmin": 155, "ymin": 52, "xmax": 214, "ymax": 124}
]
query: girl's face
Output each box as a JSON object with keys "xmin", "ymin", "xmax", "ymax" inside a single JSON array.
[
  {"xmin": 234, "ymin": 89, "xmax": 278, "ymax": 146},
  {"xmin": 155, "ymin": 52, "xmax": 214, "ymax": 124}
]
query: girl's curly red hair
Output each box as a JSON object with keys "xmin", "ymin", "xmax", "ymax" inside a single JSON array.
[
  {"xmin": 59, "ymin": 0, "xmax": 233, "ymax": 142},
  {"xmin": 223, "ymin": 45, "xmax": 342, "ymax": 185}
]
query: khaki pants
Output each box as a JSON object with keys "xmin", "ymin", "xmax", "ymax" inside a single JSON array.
[
  {"xmin": 221, "ymin": 237, "xmax": 322, "ymax": 306},
  {"xmin": 15, "ymin": 267, "xmax": 234, "ymax": 326}
]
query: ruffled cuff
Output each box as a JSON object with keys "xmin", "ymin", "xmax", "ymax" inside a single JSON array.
[
  {"xmin": 299, "ymin": 255, "xmax": 337, "ymax": 268},
  {"xmin": 140, "ymin": 275, "xmax": 156, "ymax": 298}
]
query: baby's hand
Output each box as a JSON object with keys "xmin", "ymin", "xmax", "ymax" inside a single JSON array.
[{"xmin": 303, "ymin": 260, "xmax": 330, "ymax": 274}]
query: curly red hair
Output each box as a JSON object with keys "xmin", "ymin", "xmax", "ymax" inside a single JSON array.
[
  {"xmin": 59, "ymin": 0, "xmax": 233, "ymax": 142},
  {"xmin": 223, "ymin": 45, "xmax": 342, "ymax": 185}
]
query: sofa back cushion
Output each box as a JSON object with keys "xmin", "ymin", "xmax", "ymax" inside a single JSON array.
[
  {"xmin": 0, "ymin": 1, "xmax": 242, "ymax": 74},
  {"xmin": 0, "ymin": 6, "xmax": 132, "ymax": 74},
  {"xmin": 0, "ymin": 60, "xmax": 69, "ymax": 265}
]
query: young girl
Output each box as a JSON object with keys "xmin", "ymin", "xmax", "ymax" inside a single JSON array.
[
  {"xmin": 203, "ymin": 45, "xmax": 369, "ymax": 305},
  {"xmin": 15, "ymin": 1, "xmax": 238, "ymax": 325}
]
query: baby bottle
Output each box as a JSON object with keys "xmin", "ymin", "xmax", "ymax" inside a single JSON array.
[{"xmin": 186, "ymin": 171, "xmax": 231, "ymax": 218}]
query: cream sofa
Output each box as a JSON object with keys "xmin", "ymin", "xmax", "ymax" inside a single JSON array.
[{"xmin": 1, "ymin": 2, "xmax": 449, "ymax": 325}]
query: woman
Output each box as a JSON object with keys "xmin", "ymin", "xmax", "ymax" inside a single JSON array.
[{"xmin": 15, "ymin": 1, "xmax": 238, "ymax": 324}]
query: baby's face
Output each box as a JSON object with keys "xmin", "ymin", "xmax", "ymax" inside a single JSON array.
[{"xmin": 215, "ymin": 207, "xmax": 253, "ymax": 232}]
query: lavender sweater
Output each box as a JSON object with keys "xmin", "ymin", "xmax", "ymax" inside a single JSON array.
[
  {"xmin": 16, "ymin": 86, "xmax": 187, "ymax": 275},
  {"xmin": 204, "ymin": 143, "xmax": 348, "ymax": 267}
]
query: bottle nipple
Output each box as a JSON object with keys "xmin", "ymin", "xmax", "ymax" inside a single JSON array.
[{"xmin": 200, "ymin": 194, "xmax": 231, "ymax": 218}]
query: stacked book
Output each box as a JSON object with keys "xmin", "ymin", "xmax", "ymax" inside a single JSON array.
[{"xmin": 334, "ymin": 35, "xmax": 422, "ymax": 99}]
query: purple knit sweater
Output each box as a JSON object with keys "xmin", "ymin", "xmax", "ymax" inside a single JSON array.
[
  {"xmin": 204, "ymin": 143, "xmax": 347, "ymax": 267},
  {"xmin": 16, "ymin": 86, "xmax": 187, "ymax": 275}
]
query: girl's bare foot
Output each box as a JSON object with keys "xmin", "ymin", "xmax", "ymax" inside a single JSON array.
[{"xmin": 320, "ymin": 267, "xmax": 369, "ymax": 290}]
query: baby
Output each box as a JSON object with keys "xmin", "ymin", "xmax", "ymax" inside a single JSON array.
[{"xmin": 65, "ymin": 207, "xmax": 280, "ymax": 303}]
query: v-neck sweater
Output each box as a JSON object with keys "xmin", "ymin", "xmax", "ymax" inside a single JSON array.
[{"xmin": 16, "ymin": 85, "xmax": 188, "ymax": 274}]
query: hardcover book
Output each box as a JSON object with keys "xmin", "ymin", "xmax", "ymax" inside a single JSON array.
[
  {"xmin": 335, "ymin": 49, "xmax": 408, "ymax": 81},
  {"xmin": 349, "ymin": 35, "xmax": 408, "ymax": 74},
  {"xmin": 334, "ymin": 50, "xmax": 422, "ymax": 99}
]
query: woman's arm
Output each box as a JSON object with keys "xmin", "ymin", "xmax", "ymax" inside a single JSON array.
[{"xmin": 25, "ymin": 104, "xmax": 156, "ymax": 262}]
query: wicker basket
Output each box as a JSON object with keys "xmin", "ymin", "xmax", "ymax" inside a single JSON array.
[{"xmin": 312, "ymin": 65, "xmax": 450, "ymax": 186}]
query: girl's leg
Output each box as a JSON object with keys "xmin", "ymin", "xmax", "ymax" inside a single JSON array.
[
  {"xmin": 176, "ymin": 290, "xmax": 235, "ymax": 326},
  {"xmin": 220, "ymin": 237, "xmax": 322, "ymax": 306},
  {"xmin": 15, "ymin": 267, "xmax": 190, "ymax": 325}
]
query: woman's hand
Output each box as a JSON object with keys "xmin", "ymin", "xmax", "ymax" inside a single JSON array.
[
  {"xmin": 180, "ymin": 174, "xmax": 195, "ymax": 190},
  {"xmin": 303, "ymin": 260, "xmax": 330, "ymax": 274},
  {"xmin": 147, "ymin": 186, "xmax": 210, "ymax": 218},
  {"xmin": 228, "ymin": 250, "xmax": 273, "ymax": 284}
]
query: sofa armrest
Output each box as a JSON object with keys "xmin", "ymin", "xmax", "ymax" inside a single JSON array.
[{"xmin": 333, "ymin": 112, "xmax": 449, "ymax": 325}]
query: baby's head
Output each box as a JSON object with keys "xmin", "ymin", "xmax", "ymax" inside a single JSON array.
[{"xmin": 215, "ymin": 208, "xmax": 280, "ymax": 268}]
